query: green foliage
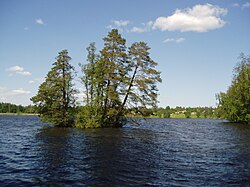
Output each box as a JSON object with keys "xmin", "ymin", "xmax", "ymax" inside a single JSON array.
[
  {"xmin": 155, "ymin": 106, "xmax": 217, "ymax": 119},
  {"xmin": 75, "ymin": 106, "xmax": 101, "ymax": 128},
  {"xmin": 77, "ymin": 29, "xmax": 162, "ymax": 128},
  {"xmin": 0, "ymin": 102, "xmax": 36, "ymax": 114},
  {"xmin": 184, "ymin": 110, "xmax": 191, "ymax": 118},
  {"xmin": 217, "ymin": 53, "xmax": 250, "ymax": 124},
  {"xmin": 156, "ymin": 106, "xmax": 172, "ymax": 118},
  {"xmin": 31, "ymin": 50, "xmax": 77, "ymax": 127}
]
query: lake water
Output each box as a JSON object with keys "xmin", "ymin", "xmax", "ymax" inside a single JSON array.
[{"xmin": 0, "ymin": 115, "xmax": 250, "ymax": 186}]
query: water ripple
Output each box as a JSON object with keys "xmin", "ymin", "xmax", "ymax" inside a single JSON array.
[{"xmin": 0, "ymin": 116, "xmax": 250, "ymax": 186}]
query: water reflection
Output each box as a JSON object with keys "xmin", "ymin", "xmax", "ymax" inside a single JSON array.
[
  {"xmin": 36, "ymin": 128, "xmax": 72, "ymax": 185},
  {"xmin": 36, "ymin": 127, "xmax": 160, "ymax": 186}
]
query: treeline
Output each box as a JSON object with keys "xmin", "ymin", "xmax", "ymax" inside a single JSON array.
[
  {"xmin": 0, "ymin": 102, "xmax": 36, "ymax": 114},
  {"xmin": 155, "ymin": 106, "xmax": 220, "ymax": 119},
  {"xmin": 128, "ymin": 106, "xmax": 221, "ymax": 119}
]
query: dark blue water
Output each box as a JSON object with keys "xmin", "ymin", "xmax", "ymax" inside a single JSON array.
[{"xmin": 0, "ymin": 115, "xmax": 250, "ymax": 186}]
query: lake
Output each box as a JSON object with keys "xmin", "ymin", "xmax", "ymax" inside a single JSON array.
[{"xmin": 0, "ymin": 115, "xmax": 250, "ymax": 186}]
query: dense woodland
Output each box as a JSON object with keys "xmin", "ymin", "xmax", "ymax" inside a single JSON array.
[{"xmin": 0, "ymin": 102, "xmax": 36, "ymax": 114}]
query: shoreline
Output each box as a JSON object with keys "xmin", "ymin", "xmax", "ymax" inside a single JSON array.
[{"xmin": 0, "ymin": 113, "xmax": 38, "ymax": 116}]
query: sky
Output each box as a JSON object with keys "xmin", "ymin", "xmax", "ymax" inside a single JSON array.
[{"xmin": 0, "ymin": 0, "xmax": 250, "ymax": 107}]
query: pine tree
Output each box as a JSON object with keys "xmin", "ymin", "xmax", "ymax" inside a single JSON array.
[
  {"xmin": 31, "ymin": 50, "xmax": 77, "ymax": 127},
  {"xmin": 119, "ymin": 42, "xmax": 162, "ymax": 116},
  {"xmin": 100, "ymin": 29, "xmax": 129, "ymax": 126},
  {"xmin": 77, "ymin": 30, "xmax": 162, "ymax": 128},
  {"xmin": 77, "ymin": 43, "xmax": 105, "ymax": 128}
]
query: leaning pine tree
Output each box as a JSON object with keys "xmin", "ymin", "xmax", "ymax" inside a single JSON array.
[
  {"xmin": 31, "ymin": 50, "xmax": 77, "ymax": 127},
  {"xmin": 76, "ymin": 29, "xmax": 162, "ymax": 128}
]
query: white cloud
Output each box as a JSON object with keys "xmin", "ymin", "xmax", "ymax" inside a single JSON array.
[
  {"xmin": 130, "ymin": 27, "xmax": 147, "ymax": 33},
  {"xmin": 36, "ymin": 18, "xmax": 44, "ymax": 25},
  {"xmin": 163, "ymin": 37, "xmax": 186, "ymax": 43},
  {"xmin": 153, "ymin": 4, "xmax": 227, "ymax": 32},
  {"xmin": 0, "ymin": 87, "xmax": 30, "ymax": 97},
  {"xmin": 0, "ymin": 87, "xmax": 32, "ymax": 105},
  {"xmin": 16, "ymin": 71, "xmax": 32, "ymax": 76},
  {"xmin": 232, "ymin": 3, "xmax": 240, "ymax": 7},
  {"xmin": 6, "ymin": 65, "xmax": 24, "ymax": 72},
  {"xmin": 5, "ymin": 65, "xmax": 32, "ymax": 76},
  {"xmin": 12, "ymin": 88, "xmax": 31, "ymax": 95},
  {"xmin": 130, "ymin": 21, "xmax": 153, "ymax": 33},
  {"xmin": 232, "ymin": 2, "xmax": 250, "ymax": 8},
  {"xmin": 107, "ymin": 19, "xmax": 131, "ymax": 32},
  {"xmin": 28, "ymin": 77, "xmax": 44, "ymax": 84},
  {"xmin": 242, "ymin": 2, "xmax": 250, "ymax": 8},
  {"xmin": 114, "ymin": 20, "xmax": 130, "ymax": 27}
]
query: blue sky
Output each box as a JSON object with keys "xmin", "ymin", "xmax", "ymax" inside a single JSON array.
[{"xmin": 0, "ymin": 0, "xmax": 250, "ymax": 107}]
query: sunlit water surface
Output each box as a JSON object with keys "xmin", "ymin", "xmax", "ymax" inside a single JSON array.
[{"xmin": 0, "ymin": 115, "xmax": 250, "ymax": 186}]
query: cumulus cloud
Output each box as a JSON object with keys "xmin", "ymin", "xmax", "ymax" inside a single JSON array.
[
  {"xmin": 163, "ymin": 37, "xmax": 186, "ymax": 43},
  {"xmin": 5, "ymin": 65, "xmax": 32, "ymax": 76},
  {"xmin": 153, "ymin": 4, "xmax": 227, "ymax": 32},
  {"xmin": 36, "ymin": 18, "xmax": 44, "ymax": 25}
]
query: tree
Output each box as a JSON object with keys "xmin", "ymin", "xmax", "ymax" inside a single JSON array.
[
  {"xmin": 76, "ymin": 43, "xmax": 105, "ymax": 128},
  {"xmin": 196, "ymin": 108, "xmax": 201, "ymax": 118},
  {"xmin": 184, "ymin": 110, "xmax": 191, "ymax": 118},
  {"xmin": 100, "ymin": 29, "xmax": 129, "ymax": 126},
  {"xmin": 77, "ymin": 30, "xmax": 129, "ymax": 128},
  {"xmin": 156, "ymin": 106, "xmax": 171, "ymax": 118},
  {"xmin": 120, "ymin": 42, "xmax": 162, "ymax": 118},
  {"xmin": 217, "ymin": 53, "xmax": 250, "ymax": 124},
  {"xmin": 31, "ymin": 50, "xmax": 77, "ymax": 127},
  {"xmin": 77, "ymin": 29, "xmax": 162, "ymax": 128}
]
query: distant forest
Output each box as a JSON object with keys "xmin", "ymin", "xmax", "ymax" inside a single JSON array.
[
  {"xmin": 0, "ymin": 102, "xmax": 218, "ymax": 119},
  {"xmin": 0, "ymin": 102, "xmax": 36, "ymax": 114}
]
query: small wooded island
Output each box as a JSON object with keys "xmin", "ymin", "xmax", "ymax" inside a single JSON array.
[
  {"xmin": 31, "ymin": 29, "xmax": 162, "ymax": 128},
  {"xmin": 30, "ymin": 29, "xmax": 250, "ymax": 127}
]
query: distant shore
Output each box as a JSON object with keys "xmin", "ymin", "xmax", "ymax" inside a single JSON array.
[{"xmin": 0, "ymin": 113, "xmax": 38, "ymax": 116}]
